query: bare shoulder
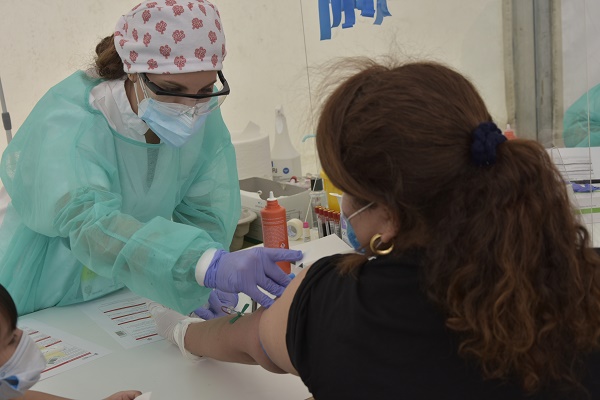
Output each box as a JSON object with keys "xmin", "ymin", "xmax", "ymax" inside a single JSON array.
[{"xmin": 258, "ymin": 266, "xmax": 311, "ymax": 375}]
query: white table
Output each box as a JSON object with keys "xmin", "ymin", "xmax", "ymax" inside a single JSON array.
[{"xmin": 30, "ymin": 299, "xmax": 311, "ymax": 400}]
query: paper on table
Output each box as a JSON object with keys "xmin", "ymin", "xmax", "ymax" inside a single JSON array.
[
  {"xmin": 18, "ymin": 318, "xmax": 111, "ymax": 380},
  {"xmin": 136, "ymin": 392, "xmax": 152, "ymax": 400},
  {"xmin": 290, "ymin": 234, "xmax": 353, "ymax": 272},
  {"xmin": 78, "ymin": 290, "xmax": 163, "ymax": 349},
  {"xmin": 547, "ymin": 147, "xmax": 600, "ymax": 182}
]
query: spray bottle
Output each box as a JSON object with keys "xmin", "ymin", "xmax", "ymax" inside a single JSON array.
[
  {"xmin": 271, "ymin": 105, "xmax": 302, "ymax": 183},
  {"xmin": 260, "ymin": 191, "xmax": 291, "ymax": 274}
]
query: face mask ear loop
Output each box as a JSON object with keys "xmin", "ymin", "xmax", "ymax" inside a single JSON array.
[
  {"xmin": 347, "ymin": 201, "xmax": 374, "ymax": 221},
  {"xmin": 138, "ymin": 75, "xmax": 153, "ymax": 102},
  {"xmin": 133, "ymin": 78, "xmax": 145, "ymax": 113}
]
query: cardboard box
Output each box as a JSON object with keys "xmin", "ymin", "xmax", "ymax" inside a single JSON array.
[{"xmin": 240, "ymin": 177, "xmax": 310, "ymax": 242}]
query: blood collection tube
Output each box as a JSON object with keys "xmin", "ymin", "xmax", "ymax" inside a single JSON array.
[
  {"xmin": 316, "ymin": 207, "xmax": 324, "ymax": 238},
  {"xmin": 324, "ymin": 209, "xmax": 331, "ymax": 236},
  {"xmin": 328, "ymin": 210, "xmax": 335, "ymax": 237},
  {"xmin": 334, "ymin": 211, "xmax": 341, "ymax": 238}
]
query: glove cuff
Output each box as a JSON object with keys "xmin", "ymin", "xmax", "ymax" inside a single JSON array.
[
  {"xmin": 173, "ymin": 317, "xmax": 204, "ymax": 361},
  {"xmin": 202, "ymin": 249, "xmax": 227, "ymax": 288}
]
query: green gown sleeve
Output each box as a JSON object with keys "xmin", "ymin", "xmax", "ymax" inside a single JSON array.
[{"xmin": 563, "ymin": 84, "xmax": 600, "ymax": 147}]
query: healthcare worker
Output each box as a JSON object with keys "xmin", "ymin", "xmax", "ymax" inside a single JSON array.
[
  {"xmin": 563, "ymin": 83, "xmax": 600, "ymax": 147},
  {"xmin": 0, "ymin": 284, "xmax": 142, "ymax": 399},
  {"xmin": 0, "ymin": 0, "xmax": 302, "ymax": 316}
]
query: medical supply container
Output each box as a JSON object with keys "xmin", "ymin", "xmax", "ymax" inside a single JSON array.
[
  {"xmin": 303, "ymin": 221, "xmax": 311, "ymax": 242},
  {"xmin": 271, "ymin": 105, "xmax": 302, "ymax": 183},
  {"xmin": 239, "ymin": 177, "xmax": 309, "ymax": 242},
  {"xmin": 261, "ymin": 191, "xmax": 291, "ymax": 273},
  {"xmin": 321, "ymin": 170, "xmax": 342, "ymax": 212}
]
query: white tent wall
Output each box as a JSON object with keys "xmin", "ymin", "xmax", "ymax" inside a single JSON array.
[{"xmin": 0, "ymin": 0, "xmax": 507, "ymax": 177}]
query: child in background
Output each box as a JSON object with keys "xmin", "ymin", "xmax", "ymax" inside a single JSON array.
[{"xmin": 0, "ymin": 284, "xmax": 141, "ymax": 400}]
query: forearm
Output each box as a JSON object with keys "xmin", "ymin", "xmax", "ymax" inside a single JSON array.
[
  {"xmin": 19, "ymin": 390, "xmax": 70, "ymax": 400},
  {"xmin": 184, "ymin": 308, "xmax": 286, "ymax": 374}
]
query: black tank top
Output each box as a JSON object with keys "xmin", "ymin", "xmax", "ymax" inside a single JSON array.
[{"xmin": 286, "ymin": 254, "xmax": 600, "ymax": 400}]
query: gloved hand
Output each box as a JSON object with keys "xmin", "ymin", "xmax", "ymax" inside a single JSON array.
[
  {"xmin": 192, "ymin": 289, "xmax": 239, "ymax": 319},
  {"xmin": 147, "ymin": 301, "xmax": 201, "ymax": 360},
  {"xmin": 204, "ymin": 248, "xmax": 303, "ymax": 308}
]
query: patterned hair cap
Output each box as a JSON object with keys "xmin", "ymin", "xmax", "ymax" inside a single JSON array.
[{"xmin": 114, "ymin": 0, "xmax": 226, "ymax": 74}]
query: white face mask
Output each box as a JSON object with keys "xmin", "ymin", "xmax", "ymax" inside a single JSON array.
[{"xmin": 0, "ymin": 333, "xmax": 47, "ymax": 399}]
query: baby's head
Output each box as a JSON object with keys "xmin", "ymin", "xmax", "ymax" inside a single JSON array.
[{"xmin": 0, "ymin": 284, "xmax": 46, "ymax": 399}]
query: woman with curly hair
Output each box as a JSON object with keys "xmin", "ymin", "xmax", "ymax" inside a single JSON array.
[{"xmin": 150, "ymin": 58, "xmax": 600, "ymax": 399}]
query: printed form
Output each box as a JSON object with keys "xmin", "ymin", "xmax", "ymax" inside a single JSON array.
[
  {"xmin": 18, "ymin": 318, "xmax": 111, "ymax": 380},
  {"xmin": 78, "ymin": 289, "xmax": 163, "ymax": 348}
]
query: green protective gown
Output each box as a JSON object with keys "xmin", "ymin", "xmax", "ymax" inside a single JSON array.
[
  {"xmin": 563, "ymin": 83, "xmax": 600, "ymax": 147},
  {"xmin": 0, "ymin": 71, "xmax": 241, "ymax": 316}
]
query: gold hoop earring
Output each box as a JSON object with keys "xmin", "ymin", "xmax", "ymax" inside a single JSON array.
[{"xmin": 369, "ymin": 233, "xmax": 394, "ymax": 256}]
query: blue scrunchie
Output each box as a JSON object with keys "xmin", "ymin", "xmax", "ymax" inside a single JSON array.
[{"xmin": 470, "ymin": 122, "xmax": 507, "ymax": 166}]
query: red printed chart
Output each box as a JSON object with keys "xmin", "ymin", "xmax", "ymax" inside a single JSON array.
[
  {"xmin": 78, "ymin": 289, "xmax": 163, "ymax": 349},
  {"xmin": 18, "ymin": 318, "xmax": 111, "ymax": 380}
]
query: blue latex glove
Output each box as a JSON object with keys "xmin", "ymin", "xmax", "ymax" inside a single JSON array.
[
  {"xmin": 571, "ymin": 182, "xmax": 600, "ymax": 192},
  {"xmin": 193, "ymin": 290, "xmax": 239, "ymax": 320},
  {"xmin": 204, "ymin": 248, "xmax": 303, "ymax": 308}
]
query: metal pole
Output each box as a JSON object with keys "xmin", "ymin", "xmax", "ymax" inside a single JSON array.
[{"xmin": 0, "ymin": 74, "xmax": 13, "ymax": 144}]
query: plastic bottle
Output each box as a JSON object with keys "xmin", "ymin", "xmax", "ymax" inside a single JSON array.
[
  {"xmin": 321, "ymin": 170, "xmax": 342, "ymax": 212},
  {"xmin": 271, "ymin": 105, "xmax": 302, "ymax": 183},
  {"xmin": 303, "ymin": 221, "xmax": 311, "ymax": 243},
  {"xmin": 309, "ymin": 178, "xmax": 328, "ymax": 228},
  {"xmin": 504, "ymin": 124, "xmax": 517, "ymax": 140},
  {"xmin": 261, "ymin": 191, "xmax": 291, "ymax": 274}
]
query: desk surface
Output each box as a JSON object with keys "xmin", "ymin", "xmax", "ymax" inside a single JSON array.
[{"xmin": 30, "ymin": 300, "xmax": 311, "ymax": 400}]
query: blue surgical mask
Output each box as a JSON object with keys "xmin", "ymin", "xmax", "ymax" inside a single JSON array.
[
  {"xmin": 0, "ymin": 332, "xmax": 47, "ymax": 399},
  {"xmin": 136, "ymin": 81, "xmax": 213, "ymax": 148},
  {"xmin": 340, "ymin": 195, "xmax": 374, "ymax": 253}
]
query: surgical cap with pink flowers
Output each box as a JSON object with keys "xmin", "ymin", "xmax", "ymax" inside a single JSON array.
[{"xmin": 114, "ymin": 0, "xmax": 226, "ymax": 74}]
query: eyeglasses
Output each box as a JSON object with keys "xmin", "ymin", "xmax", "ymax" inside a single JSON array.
[{"xmin": 139, "ymin": 70, "xmax": 230, "ymax": 100}]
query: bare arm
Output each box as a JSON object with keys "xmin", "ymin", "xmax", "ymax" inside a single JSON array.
[
  {"xmin": 184, "ymin": 267, "xmax": 310, "ymax": 375},
  {"xmin": 18, "ymin": 391, "xmax": 69, "ymax": 400},
  {"xmin": 18, "ymin": 390, "xmax": 141, "ymax": 400}
]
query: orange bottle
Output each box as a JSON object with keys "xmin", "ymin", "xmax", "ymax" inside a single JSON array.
[{"xmin": 260, "ymin": 191, "xmax": 291, "ymax": 274}]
